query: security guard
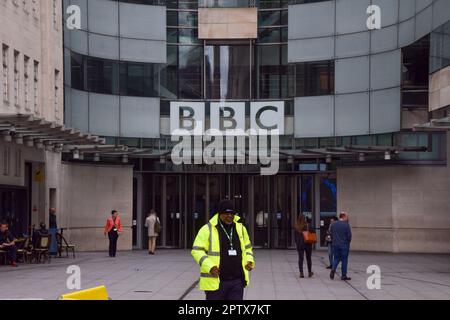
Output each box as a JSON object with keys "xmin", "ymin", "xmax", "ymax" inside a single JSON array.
[{"xmin": 191, "ymin": 199, "xmax": 255, "ymax": 300}]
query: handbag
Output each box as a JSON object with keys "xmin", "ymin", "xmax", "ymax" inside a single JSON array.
[
  {"xmin": 302, "ymin": 223, "xmax": 317, "ymax": 244},
  {"xmin": 154, "ymin": 217, "xmax": 162, "ymax": 234}
]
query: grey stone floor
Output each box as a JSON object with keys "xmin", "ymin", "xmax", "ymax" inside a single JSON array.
[{"xmin": 0, "ymin": 250, "xmax": 449, "ymax": 300}]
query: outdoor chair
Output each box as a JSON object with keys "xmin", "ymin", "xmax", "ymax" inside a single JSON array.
[
  {"xmin": 56, "ymin": 233, "xmax": 76, "ymax": 258},
  {"xmin": 17, "ymin": 237, "xmax": 32, "ymax": 264},
  {"xmin": 32, "ymin": 235, "xmax": 52, "ymax": 263}
]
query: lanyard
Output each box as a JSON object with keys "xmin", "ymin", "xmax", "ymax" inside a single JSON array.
[{"xmin": 219, "ymin": 221, "xmax": 234, "ymax": 250}]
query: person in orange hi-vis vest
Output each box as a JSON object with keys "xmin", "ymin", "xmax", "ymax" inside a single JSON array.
[{"xmin": 104, "ymin": 210, "xmax": 123, "ymax": 257}]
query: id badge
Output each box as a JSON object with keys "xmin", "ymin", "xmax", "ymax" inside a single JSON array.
[{"xmin": 228, "ymin": 250, "xmax": 237, "ymax": 256}]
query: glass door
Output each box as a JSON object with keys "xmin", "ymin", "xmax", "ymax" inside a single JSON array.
[
  {"xmin": 319, "ymin": 174, "xmax": 337, "ymax": 247},
  {"xmin": 186, "ymin": 175, "xmax": 207, "ymax": 247},
  {"xmin": 165, "ymin": 175, "xmax": 182, "ymax": 247},
  {"xmin": 272, "ymin": 176, "xmax": 293, "ymax": 249},
  {"xmin": 231, "ymin": 174, "xmax": 249, "ymax": 227},
  {"xmin": 253, "ymin": 176, "xmax": 269, "ymax": 248}
]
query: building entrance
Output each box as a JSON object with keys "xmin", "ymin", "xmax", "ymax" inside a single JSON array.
[{"xmin": 136, "ymin": 173, "xmax": 337, "ymax": 250}]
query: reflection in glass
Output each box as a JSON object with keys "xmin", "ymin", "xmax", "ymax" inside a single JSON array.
[
  {"xmin": 71, "ymin": 53, "xmax": 84, "ymax": 91},
  {"xmin": 178, "ymin": 29, "xmax": 200, "ymax": 44},
  {"xmin": 295, "ymin": 61, "xmax": 334, "ymax": 97},
  {"xmin": 160, "ymin": 45, "xmax": 178, "ymax": 99},
  {"xmin": 205, "ymin": 45, "xmax": 251, "ymax": 99},
  {"xmin": 87, "ymin": 58, "xmax": 119, "ymax": 95},
  {"xmin": 430, "ymin": 20, "xmax": 450, "ymax": 73},
  {"xmin": 258, "ymin": 28, "xmax": 281, "ymax": 43},
  {"xmin": 256, "ymin": 44, "xmax": 293, "ymax": 99},
  {"xmin": 119, "ymin": 62, "xmax": 157, "ymax": 97},
  {"xmin": 259, "ymin": 11, "xmax": 281, "ymax": 26},
  {"xmin": 179, "ymin": 46, "xmax": 203, "ymax": 99},
  {"xmin": 178, "ymin": 11, "xmax": 198, "ymax": 27}
]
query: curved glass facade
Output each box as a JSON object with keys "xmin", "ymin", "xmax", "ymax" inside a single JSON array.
[
  {"xmin": 64, "ymin": 0, "xmax": 450, "ymax": 147},
  {"xmin": 68, "ymin": 0, "xmax": 334, "ymax": 103}
]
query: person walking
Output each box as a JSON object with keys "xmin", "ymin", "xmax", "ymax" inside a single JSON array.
[
  {"xmin": 104, "ymin": 210, "xmax": 123, "ymax": 257},
  {"xmin": 325, "ymin": 216, "xmax": 338, "ymax": 269},
  {"xmin": 145, "ymin": 210, "xmax": 160, "ymax": 255},
  {"xmin": 191, "ymin": 199, "xmax": 255, "ymax": 301},
  {"xmin": 294, "ymin": 215, "xmax": 314, "ymax": 278},
  {"xmin": 330, "ymin": 212, "xmax": 352, "ymax": 281}
]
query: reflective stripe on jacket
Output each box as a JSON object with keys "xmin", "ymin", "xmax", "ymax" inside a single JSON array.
[{"xmin": 191, "ymin": 213, "xmax": 255, "ymax": 292}]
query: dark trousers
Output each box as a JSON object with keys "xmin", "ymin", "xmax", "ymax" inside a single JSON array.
[
  {"xmin": 332, "ymin": 245, "xmax": 350, "ymax": 277},
  {"xmin": 3, "ymin": 245, "xmax": 17, "ymax": 263},
  {"xmin": 297, "ymin": 245, "xmax": 312, "ymax": 273},
  {"xmin": 108, "ymin": 231, "xmax": 119, "ymax": 257},
  {"xmin": 206, "ymin": 278, "xmax": 244, "ymax": 301},
  {"xmin": 328, "ymin": 243, "xmax": 334, "ymax": 266}
]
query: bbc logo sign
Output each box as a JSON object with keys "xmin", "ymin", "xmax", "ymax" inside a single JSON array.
[{"xmin": 170, "ymin": 101, "xmax": 285, "ymax": 136}]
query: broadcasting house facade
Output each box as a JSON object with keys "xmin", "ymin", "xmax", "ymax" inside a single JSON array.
[{"xmin": 60, "ymin": 0, "xmax": 450, "ymax": 253}]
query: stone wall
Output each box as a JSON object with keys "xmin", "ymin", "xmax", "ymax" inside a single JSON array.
[
  {"xmin": 58, "ymin": 162, "xmax": 134, "ymax": 252},
  {"xmin": 337, "ymin": 133, "xmax": 450, "ymax": 253}
]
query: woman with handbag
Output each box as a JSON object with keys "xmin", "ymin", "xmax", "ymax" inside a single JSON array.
[
  {"xmin": 145, "ymin": 209, "xmax": 161, "ymax": 255},
  {"xmin": 294, "ymin": 215, "xmax": 315, "ymax": 278}
]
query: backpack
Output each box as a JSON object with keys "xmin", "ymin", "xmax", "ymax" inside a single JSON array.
[{"xmin": 154, "ymin": 217, "xmax": 162, "ymax": 234}]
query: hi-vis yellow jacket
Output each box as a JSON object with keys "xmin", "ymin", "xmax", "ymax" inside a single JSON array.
[{"xmin": 191, "ymin": 213, "xmax": 255, "ymax": 292}]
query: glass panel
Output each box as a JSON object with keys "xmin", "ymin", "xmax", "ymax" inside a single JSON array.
[
  {"xmin": 167, "ymin": 28, "xmax": 178, "ymax": 43},
  {"xmin": 205, "ymin": 44, "xmax": 251, "ymax": 99},
  {"xmin": 152, "ymin": 175, "xmax": 163, "ymax": 247},
  {"xmin": 259, "ymin": 11, "xmax": 281, "ymax": 27},
  {"xmin": 299, "ymin": 176, "xmax": 313, "ymax": 221},
  {"xmin": 166, "ymin": 176, "xmax": 181, "ymax": 247},
  {"xmin": 178, "ymin": 0, "xmax": 198, "ymax": 9},
  {"xmin": 232, "ymin": 175, "xmax": 249, "ymax": 228},
  {"xmin": 119, "ymin": 62, "xmax": 157, "ymax": 97},
  {"xmin": 209, "ymin": 176, "xmax": 223, "ymax": 216},
  {"xmin": 254, "ymin": 176, "xmax": 269, "ymax": 247},
  {"xmin": 402, "ymin": 35, "xmax": 429, "ymax": 87},
  {"xmin": 296, "ymin": 61, "xmax": 334, "ymax": 97},
  {"xmin": 178, "ymin": 29, "xmax": 200, "ymax": 44},
  {"xmin": 398, "ymin": 133, "xmax": 418, "ymax": 160},
  {"xmin": 280, "ymin": 10, "xmax": 288, "ymax": 25},
  {"xmin": 199, "ymin": 0, "xmax": 254, "ymax": 7},
  {"xmin": 179, "ymin": 46, "xmax": 203, "ymax": 99},
  {"xmin": 86, "ymin": 58, "xmax": 119, "ymax": 94},
  {"xmin": 258, "ymin": 28, "xmax": 281, "ymax": 43},
  {"xmin": 256, "ymin": 45, "xmax": 280, "ymax": 99},
  {"xmin": 71, "ymin": 53, "xmax": 84, "ymax": 90},
  {"xmin": 160, "ymin": 45, "xmax": 178, "ymax": 99},
  {"xmin": 259, "ymin": 0, "xmax": 284, "ymax": 9},
  {"xmin": 272, "ymin": 176, "xmax": 292, "ymax": 248},
  {"xmin": 319, "ymin": 176, "xmax": 337, "ymax": 247},
  {"xmin": 430, "ymin": 20, "xmax": 450, "ymax": 73},
  {"xmin": 167, "ymin": 11, "xmax": 178, "ymax": 26},
  {"xmin": 178, "ymin": 11, "xmax": 198, "ymax": 27},
  {"xmin": 166, "ymin": 0, "xmax": 178, "ymax": 9},
  {"xmin": 186, "ymin": 176, "xmax": 207, "ymax": 247}
]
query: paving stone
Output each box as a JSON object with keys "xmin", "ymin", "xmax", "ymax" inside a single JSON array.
[{"xmin": 0, "ymin": 249, "xmax": 449, "ymax": 300}]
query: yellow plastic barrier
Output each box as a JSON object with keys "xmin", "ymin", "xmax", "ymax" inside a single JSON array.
[{"xmin": 59, "ymin": 286, "xmax": 109, "ymax": 300}]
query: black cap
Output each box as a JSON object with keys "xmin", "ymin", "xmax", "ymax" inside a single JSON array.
[{"xmin": 218, "ymin": 199, "xmax": 235, "ymax": 214}]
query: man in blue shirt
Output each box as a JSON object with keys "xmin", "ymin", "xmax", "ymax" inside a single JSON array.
[{"xmin": 330, "ymin": 212, "xmax": 352, "ymax": 281}]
